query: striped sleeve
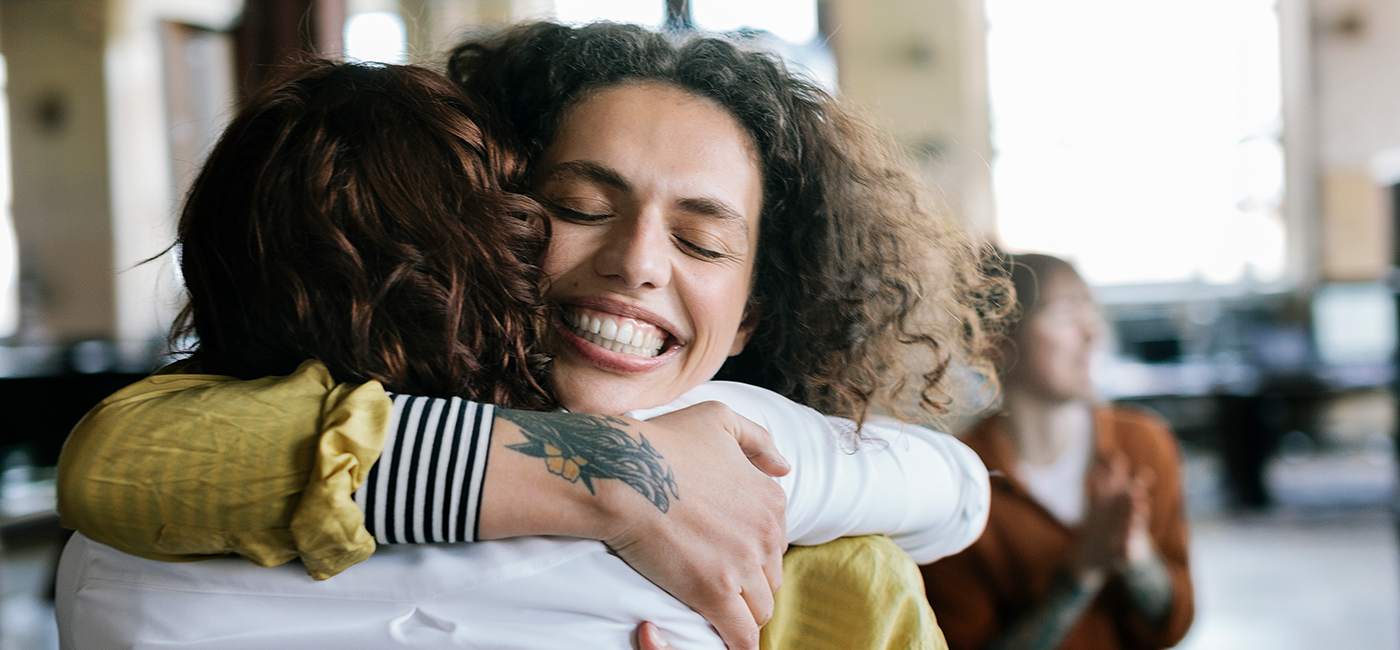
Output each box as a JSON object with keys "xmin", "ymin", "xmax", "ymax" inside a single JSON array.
[{"xmin": 354, "ymin": 394, "xmax": 495, "ymax": 544}]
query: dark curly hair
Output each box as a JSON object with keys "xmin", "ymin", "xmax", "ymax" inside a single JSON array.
[
  {"xmin": 172, "ymin": 59, "xmax": 555, "ymax": 409},
  {"xmin": 446, "ymin": 22, "xmax": 1008, "ymax": 425}
]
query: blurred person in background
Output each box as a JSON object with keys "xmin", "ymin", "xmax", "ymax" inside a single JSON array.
[{"xmin": 921, "ymin": 253, "xmax": 1193, "ymax": 650}]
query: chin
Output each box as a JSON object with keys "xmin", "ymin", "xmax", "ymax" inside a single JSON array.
[{"xmin": 552, "ymin": 370, "xmax": 659, "ymax": 416}]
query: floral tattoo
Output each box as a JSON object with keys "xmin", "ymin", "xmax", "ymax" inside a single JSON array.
[{"xmin": 499, "ymin": 409, "xmax": 680, "ymax": 513}]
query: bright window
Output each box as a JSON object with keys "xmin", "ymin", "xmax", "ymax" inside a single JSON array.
[
  {"xmin": 0, "ymin": 56, "xmax": 16, "ymax": 338},
  {"xmin": 552, "ymin": 0, "xmax": 665, "ymax": 30},
  {"xmin": 986, "ymin": 0, "xmax": 1286, "ymax": 287},
  {"xmin": 692, "ymin": 0, "xmax": 818, "ymax": 44},
  {"xmin": 344, "ymin": 11, "xmax": 407, "ymax": 64},
  {"xmin": 550, "ymin": 0, "xmax": 818, "ymax": 44}
]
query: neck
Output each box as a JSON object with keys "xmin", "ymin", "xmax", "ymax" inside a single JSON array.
[{"xmin": 1001, "ymin": 385, "xmax": 1093, "ymax": 466}]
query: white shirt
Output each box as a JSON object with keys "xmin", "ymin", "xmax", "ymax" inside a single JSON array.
[
  {"xmin": 1015, "ymin": 428, "xmax": 1093, "ymax": 526},
  {"xmin": 56, "ymin": 381, "xmax": 989, "ymax": 650}
]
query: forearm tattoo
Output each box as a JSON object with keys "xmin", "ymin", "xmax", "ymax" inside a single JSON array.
[
  {"xmin": 499, "ymin": 410, "xmax": 680, "ymax": 513},
  {"xmin": 1123, "ymin": 551, "xmax": 1174, "ymax": 625},
  {"xmin": 987, "ymin": 570, "xmax": 1104, "ymax": 650}
]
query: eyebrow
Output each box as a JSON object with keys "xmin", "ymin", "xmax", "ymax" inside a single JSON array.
[
  {"xmin": 675, "ymin": 197, "xmax": 749, "ymax": 236},
  {"xmin": 542, "ymin": 160, "xmax": 632, "ymax": 193},
  {"xmin": 544, "ymin": 160, "xmax": 750, "ymax": 236}
]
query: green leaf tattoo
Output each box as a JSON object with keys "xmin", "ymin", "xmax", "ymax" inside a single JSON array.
[{"xmin": 499, "ymin": 410, "xmax": 680, "ymax": 513}]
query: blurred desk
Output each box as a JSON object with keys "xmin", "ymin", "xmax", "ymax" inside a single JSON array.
[
  {"xmin": 0, "ymin": 342, "xmax": 161, "ymax": 466},
  {"xmin": 1098, "ymin": 358, "xmax": 1395, "ymax": 401},
  {"xmin": 1098, "ymin": 357, "xmax": 1395, "ymax": 507}
]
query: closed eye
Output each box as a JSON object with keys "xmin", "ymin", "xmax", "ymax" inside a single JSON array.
[
  {"xmin": 548, "ymin": 204, "xmax": 612, "ymax": 224},
  {"xmin": 675, "ymin": 236, "xmax": 730, "ymax": 261}
]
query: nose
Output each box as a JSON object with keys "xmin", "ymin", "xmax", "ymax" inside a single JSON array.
[
  {"xmin": 1082, "ymin": 312, "xmax": 1105, "ymax": 344},
  {"xmin": 593, "ymin": 210, "xmax": 672, "ymax": 289}
]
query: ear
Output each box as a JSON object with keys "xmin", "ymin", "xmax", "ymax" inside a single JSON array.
[{"xmin": 729, "ymin": 308, "xmax": 760, "ymax": 356}]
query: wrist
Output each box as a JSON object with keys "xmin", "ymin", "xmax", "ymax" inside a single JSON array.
[
  {"xmin": 1071, "ymin": 565, "xmax": 1108, "ymax": 593},
  {"xmin": 1124, "ymin": 527, "xmax": 1155, "ymax": 565},
  {"xmin": 477, "ymin": 412, "xmax": 627, "ymax": 541}
]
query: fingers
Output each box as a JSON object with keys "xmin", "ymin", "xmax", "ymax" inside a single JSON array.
[
  {"xmin": 1090, "ymin": 453, "xmax": 1132, "ymax": 501},
  {"xmin": 726, "ymin": 410, "xmax": 790, "ymax": 477},
  {"xmin": 745, "ymin": 578, "xmax": 777, "ymax": 627},
  {"xmin": 636, "ymin": 622, "xmax": 673, "ymax": 650},
  {"xmin": 763, "ymin": 536, "xmax": 786, "ymax": 595},
  {"xmin": 644, "ymin": 402, "xmax": 789, "ymax": 477},
  {"xmin": 1136, "ymin": 463, "xmax": 1157, "ymax": 486},
  {"xmin": 617, "ymin": 401, "xmax": 787, "ymax": 649},
  {"xmin": 1127, "ymin": 467, "xmax": 1154, "ymax": 532},
  {"xmin": 701, "ymin": 599, "xmax": 763, "ymax": 650}
]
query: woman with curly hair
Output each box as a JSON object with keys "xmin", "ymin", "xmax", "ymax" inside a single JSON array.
[
  {"xmin": 57, "ymin": 22, "xmax": 1004, "ymax": 649},
  {"xmin": 447, "ymin": 22, "xmax": 1001, "ymax": 424}
]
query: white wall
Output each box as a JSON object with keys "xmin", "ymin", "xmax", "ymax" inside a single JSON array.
[
  {"xmin": 828, "ymin": 0, "xmax": 995, "ymax": 236},
  {"xmin": 1, "ymin": 0, "xmax": 239, "ymax": 345},
  {"xmin": 1311, "ymin": 0, "xmax": 1400, "ymax": 281},
  {"xmin": 3, "ymin": 0, "xmax": 115, "ymax": 341},
  {"xmin": 1314, "ymin": 0, "xmax": 1400, "ymax": 169}
]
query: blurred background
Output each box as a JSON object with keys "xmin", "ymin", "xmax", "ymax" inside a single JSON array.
[{"xmin": 0, "ymin": 0, "xmax": 1396, "ymax": 647}]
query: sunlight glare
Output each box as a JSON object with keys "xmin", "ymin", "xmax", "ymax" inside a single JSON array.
[{"xmin": 344, "ymin": 11, "xmax": 407, "ymax": 65}]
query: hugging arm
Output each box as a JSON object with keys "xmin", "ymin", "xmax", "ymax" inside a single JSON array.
[
  {"xmin": 58, "ymin": 361, "xmax": 787, "ymax": 650},
  {"xmin": 636, "ymin": 383, "xmax": 991, "ymax": 565}
]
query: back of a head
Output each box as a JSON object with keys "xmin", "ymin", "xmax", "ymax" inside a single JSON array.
[
  {"xmin": 175, "ymin": 59, "xmax": 553, "ymax": 408},
  {"xmin": 447, "ymin": 22, "xmax": 1009, "ymax": 426}
]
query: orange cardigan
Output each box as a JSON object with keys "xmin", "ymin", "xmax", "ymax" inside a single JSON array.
[{"xmin": 921, "ymin": 406, "xmax": 1194, "ymax": 650}]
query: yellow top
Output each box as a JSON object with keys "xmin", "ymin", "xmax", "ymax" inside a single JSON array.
[
  {"xmin": 57, "ymin": 360, "xmax": 390, "ymax": 580},
  {"xmin": 765, "ymin": 535, "xmax": 948, "ymax": 650}
]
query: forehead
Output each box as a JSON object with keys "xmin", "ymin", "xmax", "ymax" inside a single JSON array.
[
  {"xmin": 539, "ymin": 83, "xmax": 764, "ymax": 237},
  {"xmin": 1037, "ymin": 270, "xmax": 1092, "ymax": 303},
  {"xmin": 545, "ymin": 82, "xmax": 760, "ymax": 177}
]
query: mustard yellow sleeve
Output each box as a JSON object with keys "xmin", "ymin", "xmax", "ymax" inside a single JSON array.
[
  {"xmin": 761, "ymin": 536, "xmax": 948, "ymax": 650},
  {"xmin": 56, "ymin": 359, "xmax": 390, "ymax": 579}
]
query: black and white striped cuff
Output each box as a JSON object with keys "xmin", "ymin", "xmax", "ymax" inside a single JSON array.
[{"xmin": 355, "ymin": 394, "xmax": 494, "ymax": 544}]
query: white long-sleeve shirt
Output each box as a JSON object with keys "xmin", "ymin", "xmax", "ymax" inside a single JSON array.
[{"xmin": 56, "ymin": 381, "xmax": 988, "ymax": 649}]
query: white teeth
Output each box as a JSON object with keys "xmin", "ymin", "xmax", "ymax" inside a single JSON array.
[{"xmin": 563, "ymin": 312, "xmax": 666, "ymax": 358}]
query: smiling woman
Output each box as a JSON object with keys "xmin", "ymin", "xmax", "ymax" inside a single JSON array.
[
  {"xmin": 539, "ymin": 82, "xmax": 764, "ymax": 415},
  {"xmin": 452, "ymin": 21, "xmax": 1006, "ymax": 426}
]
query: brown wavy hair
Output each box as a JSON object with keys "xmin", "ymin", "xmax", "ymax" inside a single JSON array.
[
  {"xmin": 446, "ymin": 22, "xmax": 1010, "ymax": 425},
  {"xmin": 171, "ymin": 59, "xmax": 555, "ymax": 409}
]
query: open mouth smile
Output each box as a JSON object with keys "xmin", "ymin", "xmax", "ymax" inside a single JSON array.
[{"xmin": 562, "ymin": 309, "xmax": 669, "ymax": 358}]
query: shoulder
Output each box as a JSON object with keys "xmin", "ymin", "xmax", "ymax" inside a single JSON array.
[
  {"xmin": 638, "ymin": 381, "xmax": 837, "ymax": 449},
  {"xmin": 1096, "ymin": 403, "xmax": 1180, "ymax": 463},
  {"xmin": 668, "ymin": 381, "xmax": 824, "ymax": 426},
  {"xmin": 1099, "ymin": 403, "xmax": 1172, "ymax": 439},
  {"xmin": 1102, "ymin": 402, "xmax": 1168, "ymax": 429},
  {"xmin": 954, "ymin": 416, "xmax": 1013, "ymax": 469}
]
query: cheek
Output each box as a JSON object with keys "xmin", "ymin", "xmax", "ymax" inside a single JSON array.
[
  {"xmin": 541, "ymin": 231, "xmax": 587, "ymax": 285},
  {"xmin": 687, "ymin": 271, "xmax": 752, "ymax": 345}
]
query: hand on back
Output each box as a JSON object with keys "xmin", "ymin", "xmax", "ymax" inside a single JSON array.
[{"xmin": 600, "ymin": 402, "xmax": 789, "ymax": 650}]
